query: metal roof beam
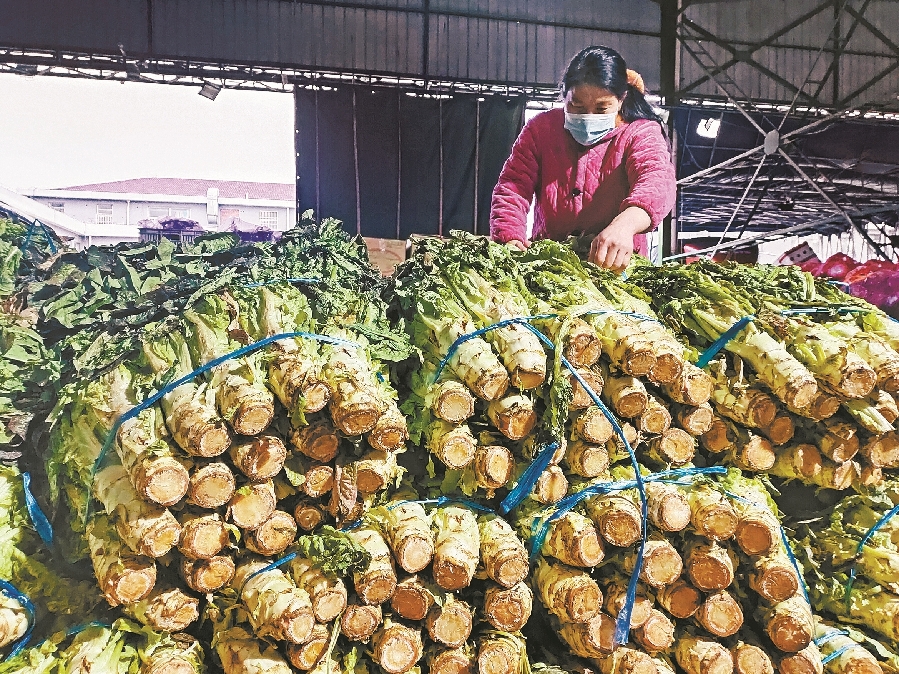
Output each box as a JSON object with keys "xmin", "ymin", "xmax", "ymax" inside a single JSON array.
[{"xmin": 676, "ymin": 0, "xmax": 835, "ymax": 97}]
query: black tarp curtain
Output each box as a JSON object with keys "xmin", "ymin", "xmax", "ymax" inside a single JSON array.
[{"xmin": 295, "ymin": 86, "xmax": 526, "ymax": 239}]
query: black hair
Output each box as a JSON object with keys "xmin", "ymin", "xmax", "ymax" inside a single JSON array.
[{"xmin": 561, "ymin": 46, "xmax": 662, "ymax": 124}]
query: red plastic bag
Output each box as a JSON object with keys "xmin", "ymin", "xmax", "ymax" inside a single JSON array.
[
  {"xmin": 821, "ymin": 253, "xmax": 859, "ymax": 280},
  {"xmin": 799, "ymin": 259, "xmax": 823, "ymax": 275},
  {"xmin": 843, "ymin": 259, "xmax": 895, "ymax": 284},
  {"xmin": 850, "ymin": 269, "xmax": 899, "ymax": 317}
]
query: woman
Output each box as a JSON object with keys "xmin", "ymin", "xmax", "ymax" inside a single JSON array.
[{"xmin": 489, "ymin": 46, "xmax": 676, "ymax": 271}]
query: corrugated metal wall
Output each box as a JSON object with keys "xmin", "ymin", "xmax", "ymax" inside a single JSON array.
[
  {"xmin": 0, "ymin": 0, "xmax": 661, "ymax": 89},
  {"xmin": 3, "ymin": 0, "xmax": 899, "ymax": 106},
  {"xmin": 679, "ymin": 0, "xmax": 899, "ymax": 109}
]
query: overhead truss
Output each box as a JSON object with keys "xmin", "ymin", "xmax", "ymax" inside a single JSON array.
[{"xmin": 669, "ymin": 0, "xmax": 899, "ymax": 261}]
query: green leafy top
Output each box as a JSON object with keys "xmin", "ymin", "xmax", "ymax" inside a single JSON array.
[
  {"xmin": 0, "ymin": 464, "xmax": 101, "ymax": 626},
  {"xmin": 295, "ymin": 525, "xmax": 373, "ymax": 577}
]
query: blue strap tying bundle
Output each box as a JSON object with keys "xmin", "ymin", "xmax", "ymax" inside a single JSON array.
[
  {"xmin": 845, "ymin": 502, "xmax": 899, "ymax": 610},
  {"xmin": 528, "ymin": 467, "xmax": 727, "ymax": 564},
  {"xmin": 21, "ymin": 219, "xmax": 57, "ymax": 255},
  {"xmin": 500, "ymin": 442, "xmax": 560, "ymax": 515},
  {"xmin": 432, "ymin": 314, "xmax": 557, "ymax": 383},
  {"xmin": 696, "ymin": 316, "xmax": 755, "ymax": 368},
  {"xmin": 821, "ymin": 643, "xmax": 859, "ymax": 666},
  {"xmin": 22, "ymin": 472, "xmax": 53, "ymax": 549},
  {"xmin": 87, "ymin": 331, "xmax": 360, "ymax": 524},
  {"xmin": 0, "ymin": 579, "xmax": 35, "ymax": 660},
  {"xmin": 814, "ymin": 630, "xmax": 849, "ymax": 647},
  {"xmin": 432, "ymin": 309, "xmax": 664, "ymax": 384},
  {"xmin": 697, "ymin": 306, "xmax": 879, "ymax": 369},
  {"xmin": 238, "ymin": 551, "xmax": 299, "ymax": 595}
]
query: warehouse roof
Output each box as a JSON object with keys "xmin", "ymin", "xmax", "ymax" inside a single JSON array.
[{"xmin": 59, "ymin": 178, "xmax": 295, "ymax": 201}]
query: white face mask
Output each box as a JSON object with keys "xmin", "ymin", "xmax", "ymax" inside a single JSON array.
[{"xmin": 564, "ymin": 111, "xmax": 618, "ymax": 146}]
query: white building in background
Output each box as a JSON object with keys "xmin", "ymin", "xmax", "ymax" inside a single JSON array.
[
  {"xmin": 20, "ymin": 178, "xmax": 296, "ymax": 237},
  {"xmin": 0, "ymin": 183, "xmax": 139, "ymax": 248}
]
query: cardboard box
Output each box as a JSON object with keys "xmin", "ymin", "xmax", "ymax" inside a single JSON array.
[{"xmin": 364, "ymin": 237, "xmax": 408, "ymax": 276}]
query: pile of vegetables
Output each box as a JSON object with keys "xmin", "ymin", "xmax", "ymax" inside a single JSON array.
[
  {"xmin": 2, "ymin": 219, "xmax": 899, "ymax": 674},
  {"xmin": 0, "ymin": 214, "xmax": 63, "ymax": 455}
]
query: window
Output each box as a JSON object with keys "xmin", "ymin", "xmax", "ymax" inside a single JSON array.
[
  {"xmin": 96, "ymin": 204, "xmax": 114, "ymax": 225},
  {"xmin": 148, "ymin": 207, "xmax": 169, "ymax": 219},
  {"xmin": 48, "ymin": 201, "xmax": 65, "ymax": 213},
  {"xmin": 171, "ymin": 208, "xmax": 191, "ymax": 218},
  {"xmin": 259, "ymin": 210, "xmax": 279, "ymax": 228}
]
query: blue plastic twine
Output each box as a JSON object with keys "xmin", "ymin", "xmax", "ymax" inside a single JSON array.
[
  {"xmin": 86, "ymin": 331, "xmax": 360, "ymax": 525},
  {"xmin": 821, "ymin": 643, "xmax": 859, "ymax": 666},
  {"xmin": 500, "ymin": 442, "xmax": 560, "ymax": 514},
  {"xmin": 239, "ymin": 552, "xmax": 299, "ymax": 595},
  {"xmin": 22, "ymin": 472, "xmax": 53, "ymax": 549},
  {"xmin": 529, "ymin": 467, "xmax": 727, "ymax": 564},
  {"xmin": 845, "ymin": 502, "xmax": 899, "ymax": 610},
  {"xmin": 0, "ymin": 579, "xmax": 35, "ymax": 660},
  {"xmin": 696, "ymin": 315, "xmax": 755, "ymax": 368},
  {"xmin": 698, "ymin": 308, "xmax": 874, "ymax": 369},
  {"xmin": 815, "ymin": 630, "xmax": 849, "ymax": 647},
  {"xmin": 21, "ymin": 219, "xmax": 57, "ymax": 255}
]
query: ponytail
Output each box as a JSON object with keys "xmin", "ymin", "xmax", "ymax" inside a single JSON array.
[{"xmin": 620, "ymin": 85, "xmax": 663, "ymax": 124}]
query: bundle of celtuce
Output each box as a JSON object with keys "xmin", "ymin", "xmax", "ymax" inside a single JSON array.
[
  {"xmin": 33, "ymin": 215, "xmax": 417, "ymax": 666},
  {"xmin": 629, "ymin": 259, "xmax": 899, "ymax": 491},
  {"xmin": 0, "ymin": 619, "xmax": 204, "ymax": 674},
  {"xmin": 383, "ymin": 233, "xmax": 892, "ymax": 674},
  {"xmin": 797, "ymin": 479, "xmax": 899, "ymax": 650}
]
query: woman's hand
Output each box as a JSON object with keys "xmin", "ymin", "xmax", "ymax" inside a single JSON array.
[
  {"xmin": 588, "ymin": 207, "xmax": 651, "ymax": 271},
  {"xmin": 506, "ymin": 239, "xmax": 531, "ymax": 251}
]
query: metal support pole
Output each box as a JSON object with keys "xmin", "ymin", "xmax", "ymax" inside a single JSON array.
[{"xmin": 660, "ymin": 0, "xmax": 680, "ymax": 260}]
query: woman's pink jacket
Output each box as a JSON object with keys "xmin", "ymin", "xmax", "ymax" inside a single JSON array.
[{"xmin": 489, "ymin": 108, "xmax": 676, "ymax": 256}]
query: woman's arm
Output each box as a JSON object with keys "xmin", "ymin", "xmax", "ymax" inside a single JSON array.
[
  {"xmin": 590, "ymin": 121, "xmax": 675, "ymax": 269},
  {"xmin": 620, "ymin": 121, "xmax": 677, "ymax": 228},
  {"xmin": 489, "ymin": 121, "xmax": 541, "ymax": 247}
]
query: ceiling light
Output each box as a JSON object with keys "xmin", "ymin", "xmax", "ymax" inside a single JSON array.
[
  {"xmin": 696, "ymin": 118, "xmax": 721, "ymax": 139},
  {"xmin": 198, "ymin": 82, "xmax": 222, "ymax": 101}
]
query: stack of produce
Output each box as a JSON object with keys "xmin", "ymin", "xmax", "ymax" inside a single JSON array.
[
  {"xmin": 0, "ymin": 463, "xmax": 100, "ymax": 645},
  {"xmin": 5, "ymin": 220, "xmax": 899, "ymax": 673},
  {"xmin": 387, "ymin": 234, "xmax": 890, "ymax": 674},
  {"xmin": 27, "ymin": 215, "xmax": 408, "ymax": 671}
]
